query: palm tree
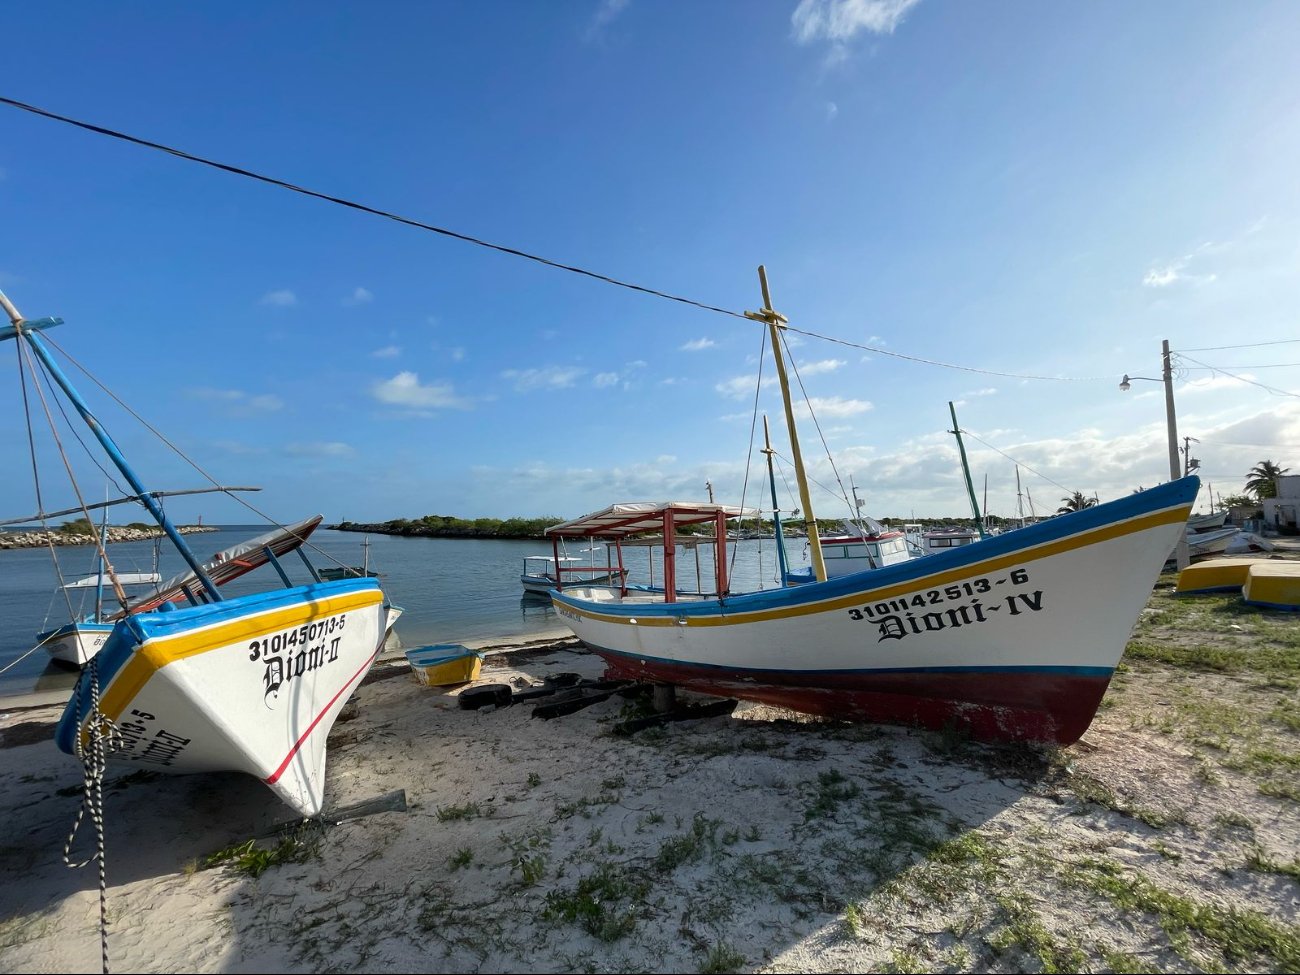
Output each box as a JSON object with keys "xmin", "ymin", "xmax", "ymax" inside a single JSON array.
[
  {"xmin": 1057, "ymin": 491, "xmax": 1098, "ymax": 514},
  {"xmin": 1246, "ymin": 460, "xmax": 1289, "ymax": 500}
]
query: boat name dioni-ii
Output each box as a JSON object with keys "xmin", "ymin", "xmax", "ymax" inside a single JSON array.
[{"xmin": 248, "ymin": 610, "xmax": 351, "ymax": 701}]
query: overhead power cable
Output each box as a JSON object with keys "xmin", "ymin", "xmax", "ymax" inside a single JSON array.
[
  {"xmin": 1180, "ymin": 339, "xmax": 1300, "ymax": 352},
  {"xmin": 1178, "ymin": 354, "xmax": 1300, "ymax": 399},
  {"xmin": 3, "ymin": 94, "xmax": 1102, "ymax": 385}
]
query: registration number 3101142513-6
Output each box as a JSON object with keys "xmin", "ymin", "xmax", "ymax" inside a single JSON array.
[{"xmin": 846, "ymin": 568, "xmax": 1031, "ymax": 621}]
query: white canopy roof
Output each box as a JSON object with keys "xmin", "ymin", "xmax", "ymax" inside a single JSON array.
[{"xmin": 545, "ymin": 501, "xmax": 759, "ymax": 539}]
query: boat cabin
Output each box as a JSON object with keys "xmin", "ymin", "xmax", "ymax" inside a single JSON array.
[{"xmin": 544, "ymin": 501, "xmax": 757, "ymax": 600}]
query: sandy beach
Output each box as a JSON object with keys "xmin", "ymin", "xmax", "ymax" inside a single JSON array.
[{"xmin": 1, "ymin": 579, "xmax": 1297, "ymax": 974}]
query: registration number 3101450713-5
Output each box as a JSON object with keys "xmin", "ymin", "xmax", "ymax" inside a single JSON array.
[{"xmin": 247, "ymin": 613, "xmax": 347, "ymax": 661}]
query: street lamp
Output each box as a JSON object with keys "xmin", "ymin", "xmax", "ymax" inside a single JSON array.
[{"xmin": 1120, "ymin": 338, "xmax": 1190, "ymax": 570}]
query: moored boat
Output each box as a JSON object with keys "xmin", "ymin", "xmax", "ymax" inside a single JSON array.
[
  {"xmin": 4, "ymin": 290, "xmax": 388, "ymax": 817},
  {"xmin": 545, "ymin": 268, "xmax": 1200, "ymax": 746}
]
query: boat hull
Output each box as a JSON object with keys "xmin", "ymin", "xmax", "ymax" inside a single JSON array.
[
  {"xmin": 38, "ymin": 621, "xmax": 115, "ymax": 667},
  {"xmin": 521, "ymin": 571, "xmax": 621, "ymax": 595},
  {"xmin": 551, "ymin": 478, "xmax": 1199, "ymax": 745},
  {"xmin": 56, "ymin": 577, "xmax": 386, "ymax": 817}
]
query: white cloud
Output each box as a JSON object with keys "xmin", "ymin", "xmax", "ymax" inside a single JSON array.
[
  {"xmin": 344, "ymin": 286, "xmax": 374, "ymax": 306},
  {"xmin": 681, "ymin": 338, "xmax": 716, "ymax": 351},
  {"xmin": 716, "ymin": 374, "xmax": 761, "ymax": 400},
  {"xmin": 372, "ymin": 371, "xmax": 472, "ymax": 410},
  {"xmin": 797, "ymin": 358, "xmax": 847, "ymax": 376},
  {"xmin": 259, "ymin": 289, "xmax": 298, "ymax": 307},
  {"xmin": 1143, "ymin": 266, "xmax": 1182, "ymax": 288},
  {"xmin": 285, "ymin": 441, "xmax": 354, "ymax": 457},
  {"xmin": 501, "ymin": 366, "xmax": 586, "ymax": 392},
  {"xmin": 960, "ymin": 387, "xmax": 998, "ymax": 398},
  {"xmin": 1143, "ymin": 240, "xmax": 1223, "ymax": 288},
  {"xmin": 826, "ymin": 101, "xmax": 839, "ymax": 121},
  {"xmin": 370, "ymin": 345, "xmax": 401, "ymax": 358},
  {"xmin": 594, "ymin": 372, "xmax": 620, "ymax": 388},
  {"xmin": 188, "ymin": 388, "xmax": 283, "ymax": 414},
  {"xmin": 585, "ymin": 0, "xmax": 630, "ymax": 41},
  {"xmin": 792, "ymin": 0, "xmax": 921, "ymax": 44},
  {"xmin": 796, "ymin": 395, "xmax": 873, "ymax": 418}
]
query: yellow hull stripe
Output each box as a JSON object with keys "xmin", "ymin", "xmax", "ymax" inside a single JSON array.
[
  {"xmin": 97, "ymin": 589, "xmax": 384, "ymax": 723},
  {"xmin": 566, "ymin": 504, "xmax": 1189, "ymax": 628}
]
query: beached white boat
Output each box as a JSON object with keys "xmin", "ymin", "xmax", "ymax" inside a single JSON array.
[
  {"xmin": 5, "ymin": 292, "xmax": 387, "ymax": 817},
  {"xmin": 546, "ymin": 269, "xmax": 1200, "ymax": 745},
  {"xmin": 1187, "ymin": 510, "xmax": 1228, "ymax": 532},
  {"xmin": 1183, "ymin": 526, "xmax": 1239, "ymax": 560}
]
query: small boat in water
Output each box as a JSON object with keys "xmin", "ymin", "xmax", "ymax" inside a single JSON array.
[
  {"xmin": 521, "ymin": 552, "xmax": 625, "ymax": 595},
  {"xmin": 4, "ymin": 291, "xmax": 389, "ymax": 817}
]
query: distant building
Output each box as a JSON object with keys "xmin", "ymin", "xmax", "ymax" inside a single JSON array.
[{"xmin": 1262, "ymin": 474, "xmax": 1300, "ymax": 535}]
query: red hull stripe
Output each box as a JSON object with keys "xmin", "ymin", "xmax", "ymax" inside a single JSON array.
[{"xmin": 264, "ymin": 645, "xmax": 381, "ymax": 785}]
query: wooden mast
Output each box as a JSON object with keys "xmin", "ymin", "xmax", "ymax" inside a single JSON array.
[{"xmin": 745, "ymin": 266, "xmax": 826, "ymax": 582}]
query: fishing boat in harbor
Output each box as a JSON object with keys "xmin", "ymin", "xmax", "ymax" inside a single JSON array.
[
  {"xmin": 4, "ymin": 290, "xmax": 389, "ymax": 817},
  {"xmin": 546, "ymin": 268, "xmax": 1200, "ymax": 745},
  {"xmin": 520, "ymin": 552, "xmax": 626, "ymax": 595}
]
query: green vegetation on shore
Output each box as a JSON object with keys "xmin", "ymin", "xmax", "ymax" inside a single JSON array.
[{"xmin": 333, "ymin": 512, "xmax": 1015, "ymax": 541}]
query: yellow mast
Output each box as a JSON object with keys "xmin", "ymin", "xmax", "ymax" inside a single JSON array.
[{"xmin": 745, "ymin": 266, "xmax": 827, "ymax": 582}]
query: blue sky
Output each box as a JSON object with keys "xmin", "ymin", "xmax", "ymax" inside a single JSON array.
[{"xmin": 2, "ymin": 1, "xmax": 1298, "ymax": 527}]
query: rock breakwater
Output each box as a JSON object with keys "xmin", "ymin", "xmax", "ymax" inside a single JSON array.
[{"xmin": 0, "ymin": 525, "xmax": 217, "ymax": 550}]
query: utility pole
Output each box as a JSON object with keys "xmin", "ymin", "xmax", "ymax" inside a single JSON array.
[{"xmin": 1162, "ymin": 340, "xmax": 1191, "ymax": 570}]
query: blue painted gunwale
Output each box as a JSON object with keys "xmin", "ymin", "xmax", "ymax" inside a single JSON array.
[
  {"xmin": 552, "ymin": 476, "xmax": 1200, "ymax": 620},
  {"xmin": 55, "ymin": 576, "xmax": 382, "ymax": 754}
]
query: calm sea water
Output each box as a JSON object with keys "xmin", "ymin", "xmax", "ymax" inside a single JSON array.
[{"xmin": 0, "ymin": 525, "xmax": 799, "ymax": 699}]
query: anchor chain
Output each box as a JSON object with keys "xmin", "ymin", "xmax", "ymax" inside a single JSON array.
[{"xmin": 62, "ymin": 657, "xmax": 120, "ymax": 975}]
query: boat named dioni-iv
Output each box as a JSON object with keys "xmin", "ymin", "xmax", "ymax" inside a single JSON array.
[
  {"xmin": 547, "ymin": 481, "xmax": 1198, "ymax": 745},
  {"xmin": 545, "ymin": 266, "xmax": 1199, "ymax": 746}
]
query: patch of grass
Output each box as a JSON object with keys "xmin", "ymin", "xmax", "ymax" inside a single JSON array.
[
  {"xmin": 1068, "ymin": 857, "xmax": 1300, "ymax": 970},
  {"xmin": 656, "ymin": 813, "xmax": 721, "ymax": 871},
  {"xmin": 804, "ymin": 768, "xmax": 862, "ymax": 820},
  {"xmin": 201, "ymin": 823, "xmax": 323, "ymax": 878},
  {"xmin": 0, "ymin": 912, "xmax": 51, "ymax": 950},
  {"xmin": 1213, "ymin": 810, "xmax": 1256, "ymax": 832},
  {"xmin": 1245, "ymin": 844, "xmax": 1300, "ymax": 882},
  {"xmin": 543, "ymin": 862, "xmax": 649, "ymax": 942},
  {"xmin": 843, "ymin": 901, "xmax": 864, "ymax": 937},
  {"xmin": 988, "ymin": 892, "xmax": 1087, "ymax": 973},
  {"xmin": 527, "ymin": 771, "xmax": 542, "ymax": 787},
  {"xmin": 1259, "ymin": 777, "xmax": 1300, "ymax": 801},
  {"xmin": 555, "ymin": 787, "xmax": 621, "ymax": 820},
  {"xmin": 699, "ymin": 942, "xmax": 744, "ymax": 973},
  {"xmin": 1060, "ymin": 767, "xmax": 1185, "ymax": 829},
  {"xmin": 506, "ymin": 828, "xmax": 552, "ymax": 886},
  {"xmin": 1099, "ymin": 946, "xmax": 1149, "ymax": 973},
  {"xmin": 448, "ymin": 847, "xmax": 473, "ymax": 871},
  {"xmin": 435, "ymin": 801, "xmax": 481, "ymax": 822}
]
